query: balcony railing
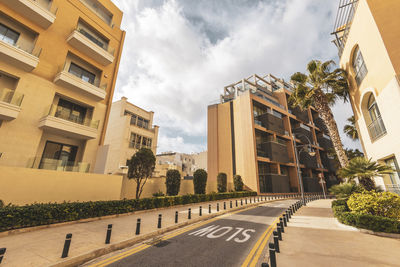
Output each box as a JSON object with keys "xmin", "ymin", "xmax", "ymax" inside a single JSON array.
[
  {"xmin": 47, "ymin": 104, "xmax": 99, "ymax": 129},
  {"xmin": 368, "ymin": 117, "xmax": 386, "ymax": 141},
  {"xmin": 76, "ymin": 26, "xmax": 115, "ymax": 55},
  {"xmin": 0, "ymin": 38, "xmax": 42, "ymax": 57},
  {"xmin": 257, "ymin": 149, "xmax": 268, "ymax": 158},
  {"xmin": 27, "ymin": 157, "xmax": 90, "ymax": 173},
  {"xmin": 251, "ymin": 91, "xmax": 285, "ymax": 109},
  {"xmin": 0, "ymin": 88, "xmax": 24, "ymax": 106}
]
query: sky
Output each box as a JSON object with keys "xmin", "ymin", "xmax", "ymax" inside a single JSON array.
[{"xmin": 112, "ymin": 0, "xmax": 362, "ymax": 154}]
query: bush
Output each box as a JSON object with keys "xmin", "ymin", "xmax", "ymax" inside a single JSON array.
[
  {"xmin": 347, "ymin": 191, "xmax": 400, "ymax": 219},
  {"xmin": 234, "ymin": 175, "xmax": 244, "ymax": 191},
  {"xmin": 166, "ymin": 169, "xmax": 181, "ymax": 196},
  {"xmin": 152, "ymin": 190, "xmax": 165, "ymax": 197},
  {"xmin": 217, "ymin": 173, "xmax": 227, "ymax": 193},
  {"xmin": 193, "ymin": 169, "xmax": 207, "ymax": 194},
  {"xmin": 336, "ymin": 212, "xmax": 400, "ymax": 233},
  {"xmin": 0, "ymin": 191, "xmax": 257, "ymax": 232},
  {"xmin": 0, "ymin": 200, "xmax": 3, "ymax": 208},
  {"xmin": 329, "ymin": 183, "xmax": 362, "ymax": 199}
]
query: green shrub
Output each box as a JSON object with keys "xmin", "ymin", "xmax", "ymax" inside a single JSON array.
[
  {"xmin": 0, "ymin": 200, "xmax": 3, "ymax": 208},
  {"xmin": 0, "ymin": 191, "xmax": 256, "ymax": 232},
  {"xmin": 217, "ymin": 173, "xmax": 227, "ymax": 193},
  {"xmin": 234, "ymin": 175, "xmax": 244, "ymax": 191},
  {"xmin": 165, "ymin": 169, "xmax": 181, "ymax": 196},
  {"xmin": 152, "ymin": 190, "xmax": 165, "ymax": 197},
  {"xmin": 193, "ymin": 169, "xmax": 207, "ymax": 194},
  {"xmin": 336, "ymin": 212, "xmax": 400, "ymax": 233},
  {"xmin": 329, "ymin": 183, "xmax": 362, "ymax": 199},
  {"xmin": 347, "ymin": 191, "xmax": 400, "ymax": 219}
]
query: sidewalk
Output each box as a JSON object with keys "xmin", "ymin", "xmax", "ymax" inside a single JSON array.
[
  {"xmin": 0, "ymin": 195, "xmax": 278, "ymax": 267},
  {"xmin": 277, "ymin": 199, "xmax": 400, "ymax": 267}
]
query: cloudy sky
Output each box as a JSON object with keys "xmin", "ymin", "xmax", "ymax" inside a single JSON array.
[{"xmin": 112, "ymin": 0, "xmax": 362, "ymax": 154}]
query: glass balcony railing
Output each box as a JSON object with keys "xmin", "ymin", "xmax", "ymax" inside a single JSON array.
[
  {"xmin": 254, "ymin": 119, "xmax": 262, "ymax": 126},
  {"xmin": 45, "ymin": 104, "xmax": 99, "ymax": 129},
  {"xmin": 57, "ymin": 64, "xmax": 107, "ymax": 90},
  {"xmin": 27, "ymin": 157, "xmax": 90, "ymax": 173},
  {"xmin": 75, "ymin": 26, "xmax": 115, "ymax": 55},
  {"xmin": 0, "ymin": 88, "xmax": 24, "ymax": 106},
  {"xmin": 368, "ymin": 117, "xmax": 386, "ymax": 141},
  {"xmin": 0, "ymin": 37, "xmax": 42, "ymax": 57},
  {"xmin": 251, "ymin": 91, "xmax": 285, "ymax": 109},
  {"xmin": 257, "ymin": 149, "xmax": 268, "ymax": 158}
]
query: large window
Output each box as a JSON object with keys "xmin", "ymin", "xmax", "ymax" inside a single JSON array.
[
  {"xmin": 0, "ymin": 23, "xmax": 19, "ymax": 45},
  {"xmin": 56, "ymin": 98, "xmax": 88, "ymax": 125},
  {"xmin": 366, "ymin": 94, "xmax": 386, "ymax": 141},
  {"xmin": 129, "ymin": 132, "xmax": 152, "ymax": 149},
  {"xmin": 39, "ymin": 141, "xmax": 78, "ymax": 170},
  {"xmin": 125, "ymin": 110, "xmax": 150, "ymax": 129},
  {"xmin": 68, "ymin": 62, "xmax": 96, "ymax": 84},
  {"xmin": 352, "ymin": 46, "xmax": 368, "ymax": 85},
  {"xmin": 385, "ymin": 157, "xmax": 400, "ymax": 186}
]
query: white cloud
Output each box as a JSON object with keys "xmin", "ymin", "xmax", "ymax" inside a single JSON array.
[{"xmin": 113, "ymin": 0, "xmax": 362, "ymax": 153}]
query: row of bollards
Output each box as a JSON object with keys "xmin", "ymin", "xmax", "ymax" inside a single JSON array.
[
  {"xmin": 264, "ymin": 194, "xmax": 324, "ymax": 267},
  {"xmin": 56, "ymin": 194, "xmax": 323, "ymax": 260}
]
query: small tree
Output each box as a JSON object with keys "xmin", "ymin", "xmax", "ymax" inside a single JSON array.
[
  {"xmin": 217, "ymin": 172, "xmax": 227, "ymax": 193},
  {"xmin": 234, "ymin": 175, "xmax": 244, "ymax": 191},
  {"xmin": 193, "ymin": 169, "xmax": 207, "ymax": 194},
  {"xmin": 166, "ymin": 169, "xmax": 181, "ymax": 196},
  {"xmin": 126, "ymin": 148, "xmax": 156, "ymax": 199}
]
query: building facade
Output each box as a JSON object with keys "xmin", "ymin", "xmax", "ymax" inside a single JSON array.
[
  {"xmin": 0, "ymin": 0, "xmax": 125, "ymax": 172},
  {"xmin": 208, "ymin": 74, "xmax": 338, "ymax": 194},
  {"xmin": 97, "ymin": 97, "xmax": 159, "ymax": 174},
  {"xmin": 332, "ymin": 0, "xmax": 400, "ymax": 193},
  {"xmin": 154, "ymin": 152, "xmax": 202, "ymax": 178}
]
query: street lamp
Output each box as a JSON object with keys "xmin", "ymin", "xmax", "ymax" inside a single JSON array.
[{"xmin": 292, "ymin": 133, "xmax": 316, "ymax": 205}]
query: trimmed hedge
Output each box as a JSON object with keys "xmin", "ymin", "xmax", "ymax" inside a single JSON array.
[
  {"xmin": 331, "ymin": 199, "xmax": 400, "ymax": 233},
  {"xmin": 0, "ymin": 191, "xmax": 256, "ymax": 232}
]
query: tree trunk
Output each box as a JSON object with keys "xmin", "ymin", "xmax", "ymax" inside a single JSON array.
[
  {"xmin": 135, "ymin": 180, "xmax": 141, "ymax": 199},
  {"xmin": 359, "ymin": 177, "xmax": 375, "ymax": 191},
  {"xmin": 313, "ymin": 91, "xmax": 349, "ymax": 168}
]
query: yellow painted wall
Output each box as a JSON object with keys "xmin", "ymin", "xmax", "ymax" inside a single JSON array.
[{"xmin": 0, "ymin": 166, "xmax": 122, "ymax": 205}]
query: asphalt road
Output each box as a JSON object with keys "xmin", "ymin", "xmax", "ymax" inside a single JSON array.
[{"xmin": 87, "ymin": 199, "xmax": 297, "ymax": 267}]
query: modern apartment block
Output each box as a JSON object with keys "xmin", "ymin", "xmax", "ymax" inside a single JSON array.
[
  {"xmin": 332, "ymin": 0, "xmax": 400, "ymax": 193},
  {"xmin": 207, "ymin": 74, "xmax": 339, "ymax": 194},
  {"xmin": 154, "ymin": 152, "xmax": 197, "ymax": 178},
  {"xmin": 97, "ymin": 97, "xmax": 159, "ymax": 174},
  {"xmin": 0, "ymin": 0, "xmax": 125, "ymax": 172}
]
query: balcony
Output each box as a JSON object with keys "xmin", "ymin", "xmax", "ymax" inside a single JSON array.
[
  {"xmin": 290, "ymin": 106, "xmax": 309, "ymax": 123},
  {"xmin": 67, "ymin": 28, "xmax": 114, "ymax": 65},
  {"xmin": 368, "ymin": 117, "xmax": 386, "ymax": 141},
  {"xmin": 0, "ymin": 88, "xmax": 24, "ymax": 120},
  {"xmin": 54, "ymin": 69, "xmax": 106, "ymax": 100},
  {"xmin": 1, "ymin": 0, "xmax": 57, "ymax": 29},
  {"xmin": 27, "ymin": 157, "xmax": 90, "ymax": 173},
  {"xmin": 256, "ymin": 112, "xmax": 285, "ymax": 135},
  {"xmin": 0, "ymin": 39, "xmax": 40, "ymax": 71},
  {"xmin": 38, "ymin": 105, "xmax": 99, "ymax": 140}
]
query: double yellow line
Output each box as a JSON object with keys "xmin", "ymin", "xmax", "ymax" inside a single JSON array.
[
  {"xmin": 240, "ymin": 216, "xmax": 282, "ymax": 267},
  {"xmin": 90, "ymin": 207, "xmax": 250, "ymax": 267}
]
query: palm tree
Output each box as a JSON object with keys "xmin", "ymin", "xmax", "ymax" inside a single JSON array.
[
  {"xmin": 338, "ymin": 157, "xmax": 393, "ymax": 191},
  {"xmin": 290, "ymin": 60, "xmax": 349, "ymax": 168},
  {"xmin": 344, "ymin": 116, "xmax": 358, "ymax": 140}
]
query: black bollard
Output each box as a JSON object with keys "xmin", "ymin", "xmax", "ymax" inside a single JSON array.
[
  {"xmin": 250, "ymin": 198, "xmax": 252, "ymax": 204},
  {"xmin": 277, "ymin": 223, "xmax": 282, "ymax": 240},
  {"xmin": 287, "ymin": 210, "xmax": 291, "ymax": 219},
  {"xmin": 0, "ymin": 248, "xmax": 5, "ymax": 264},
  {"xmin": 261, "ymin": 263, "xmax": 269, "ymax": 267},
  {"xmin": 175, "ymin": 211, "xmax": 178, "ymax": 223},
  {"xmin": 224, "ymin": 202, "xmax": 226, "ymax": 210},
  {"xmin": 236, "ymin": 199, "xmax": 238, "ymax": 207},
  {"xmin": 188, "ymin": 208, "xmax": 191, "ymax": 219},
  {"xmin": 158, "ymin": 214, "xmax": 162, "ymax": 228},
  {"xmin": 273, "ymin": 231, "xmax": 280, "ymax": 253},
  {"xmin": 199, "ymin": 206, "xmax": 202, "ymax": 216},
  {"xmin": 105, "ymin": 224, "xmax": 112, "ymax": 244},
  {"xmin": 209, "ymin": 204, "xmax": 211, "ymax": 214},
  {"xmin": 61, "ymin": 233, "xmax": 72, "ymax": 258},
  {"xmin": 279, "ymin": 218, "xmax": 285, "ymax": 233},
  {"xmin": 268, "ymin": 242, "xmax": 277, "ymax": 267},
  {"xmin": 217, "ymin": 203, "xmax": 219, "ymax": 212},
  {"xmin": 136, "ymin": 218, "xmax": 141, "ymax": 235},
  {"xmin": 283, "ymin": 214, "xmax": 287, "ymax": 226},
  {"xmin": 245, "ymin": 199, "xmax": 247, "ymax": 204},
  {"xmin": 241, "ymin": 199, "xmax": 243, "ymax": 206},
  {"xmin": 230, "ymin": 201, "xmax": 232, "ymax": 209}
]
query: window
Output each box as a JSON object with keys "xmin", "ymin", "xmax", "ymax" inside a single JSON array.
[
  {"xmin": 366, "ymin": 94, "xmax": 386, "ymax": 141},
  {"xmin": 68, "ymin": 63, "xmax": 96, "ymax": 84},
  {"xmin": 56, "ymin": 99, "xmax": 88, "ymax": 125},
  {"xmin": 39, "ymin": 141, "xmax": 78, "ymax": 170},
  {"xmin": 129, "ymin": 132, "xmax": 152, "ymax": 149},
  {"xmin": 0, "ymin": 23, "xmax": 19, "ymax": 45},
  {"xmin": 352, "ymin": 47, "xmax": 368, "ymax": 85},
  {"xmin": 385, "ymin": 157, "xmax": 400, "ymax": 186}
]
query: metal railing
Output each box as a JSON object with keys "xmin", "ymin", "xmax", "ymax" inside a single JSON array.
[
  {"xmin": 75, "ymin": 26, "xmax": 115, "ymax": 55},
  {"xmin": 367, "ymin": 117, "xmax": 386, "ymax": 141},
  {"xmin": 27, "ymin": 157, "xmax": 90, "ymax": 172},
  {"xmin": 0, "ymin": 88, "xmax": 24, "ymax": 106},
  {"xmin": 56, "ymin": 64, "xmax": 107, "ymax": 90},
  {"xmin": 0, "ymin": 38, "xmax": 42, "ymax": 57},
  {"xmin": 45, "ymin": 104, "xmax": 100, "ymax": 129}
]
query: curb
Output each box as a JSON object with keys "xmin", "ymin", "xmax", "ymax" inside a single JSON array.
[
  {"xmin": 0, "ymin": 196, "xmax": 261, "ymax": 237},
  {"xmin": 359, "ymin": 229, "xmax": 400, "ymax": 239},
  {"xmin": 50, "ymin": 198, "xmax": 293, "ymax": 267}
]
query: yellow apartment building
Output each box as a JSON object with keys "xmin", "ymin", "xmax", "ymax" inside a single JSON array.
[
  {"xmin": 208, "ymin": 74, "xmax": 339, "ymax": 194},
  {"xmin": 96, "ymin": 97, "xmax": 159, "ymax": 174},
  {"xmin": 332, "ymin": 0, "xmax": 400, "ymax": 193},
  {"xmin": 0, "ymin": 0, "xmax": 125, "ymax": 173}
]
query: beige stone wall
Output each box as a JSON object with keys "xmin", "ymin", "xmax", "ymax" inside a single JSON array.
[{"xmin": 0, "ymin": 166, "xmax": 122, "ymax": 205}]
